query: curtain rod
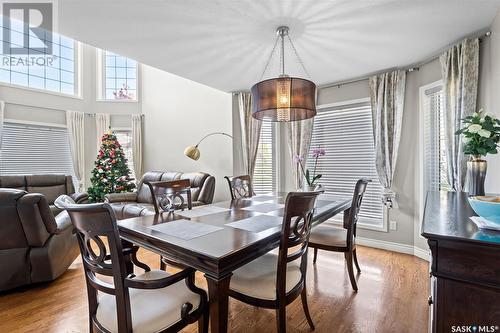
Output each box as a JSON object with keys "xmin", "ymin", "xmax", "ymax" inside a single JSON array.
[
  {"xmin": 320, "ymin": 29, "xmax": 491, "ymax": 89},
  {"xmin": 3, "ymin": 101, "xmax": 142, "ymax": 116}
]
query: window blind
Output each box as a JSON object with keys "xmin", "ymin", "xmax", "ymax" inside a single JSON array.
[
  {"xmin": 253, "ymin": 121, "xmax": 276, "ymax": 194},
  {"xmin": 114, "ymin": 130, "xmax": 135, "ymax": 181},
  {"xmin": 0, "ymin": 122, "xmax": 75, "ymax": 178},
  {"xmin": 422, "ymin": 85, "xmax": 450, "ymax": 192},
  {"xmin": 307, "ymin": 101, "xmax": 384, "ymax": 227}
]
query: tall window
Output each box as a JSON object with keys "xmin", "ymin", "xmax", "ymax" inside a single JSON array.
[
  {"xmin": 422, "ymin": 82, "xmax": 451, "ymax": 192},
  {"xmin": 308, "ymin": 100, "xmax": 384, "ymax": 228},
  {"xmin": 0, "ymin": 122, "xmax": 75, "ymax": 178},
  {"xmin": 114, "ymin": 130, "xmax": 135, "ymax": 180},
  {"xmin": 253, "ymin": 121, "xmax": 276, "ymax": 193},
  {"xmin": 0, "ymin": 17, "xmax": 78, "ymax": 95},
  {"xmin": 103, "ymin": 51, "xmax": 137, "ymax": 100}
]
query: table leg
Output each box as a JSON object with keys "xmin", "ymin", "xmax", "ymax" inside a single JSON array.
[{"xmin": 205, "ymin": 273, "xmax": 232, "ymax": 333}]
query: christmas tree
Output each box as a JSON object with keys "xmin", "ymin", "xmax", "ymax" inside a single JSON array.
[{"xmin": 87, "ymin": 130, "xmax": 136, "ymax": 202}]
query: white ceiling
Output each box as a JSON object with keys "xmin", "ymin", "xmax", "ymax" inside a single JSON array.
[{"xmin": 58, "ymin": 0, "xmax": 500, "ymax": 92}]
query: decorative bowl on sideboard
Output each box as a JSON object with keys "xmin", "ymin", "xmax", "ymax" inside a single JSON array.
[{"xmin": 468, "ymin": 195, "xmax": 500, "ymax": 225}]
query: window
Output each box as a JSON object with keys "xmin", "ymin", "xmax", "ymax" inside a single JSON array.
[
  {"xmin": 253, "ymin": 121, "xmax": 276, "ymax": 193},
  {"xmin": 308, "ymin": 100, "xmax": 384, "ymax": 228},
  {"xmin": 0, "ymin": 122, "xmax": 75, "ymax": 178},
  {"xmin": 0, "ymin": 17, "xmax": 78, "ymax": 95},
  {"xmin": 102, "ymin": 51, "xmax": 137, "ymax": 100},
  {"xmin": 422, "ymin": 82, "xmax": 451, "ymax": 192},
  {"xmin": 114, "ymin": 130, "xmax": 135, "ymax": 180}
]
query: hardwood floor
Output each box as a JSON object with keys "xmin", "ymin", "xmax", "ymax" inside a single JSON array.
[{"xmin": 0, "ymin": 246, "xmax": 429, "ymax": 333}]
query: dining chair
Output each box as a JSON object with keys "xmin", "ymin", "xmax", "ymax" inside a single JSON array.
[
  {"xmin": 145, "ymin": 179, "xmax": 193, "ymax": 213},
  {"xmin": 224, "ymin": 175, "xmax": 254, "ymax": 200},
  {"xmin": 54, "ymin": 195, "xmax": 209, "ymax": 333},
  {"xmin": 228, "ymin": 191, "xmax": 321, "ymax": 333},
  {"xmin": 308, "ymin": 178, "xmax": 371, "ymax": 292},
  {"xmin": 145, "ymin": 179, "xmax": 194, "ymax": 271}
]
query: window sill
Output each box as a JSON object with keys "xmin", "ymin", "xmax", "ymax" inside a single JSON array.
[
  {"xmin": 0, "ymin": 81, "xmax": 82, "ymax": 100},
  {"xmin": 96, "ymin": 98, "xmax": 139, "ymax": 103}
]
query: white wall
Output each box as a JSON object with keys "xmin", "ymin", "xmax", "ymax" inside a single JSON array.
[
  {"xmin": 485, "ymin": 9, "xmax": 500, "ymax": 193},
  {"xmin": 0, "ymin": 43, "xmax": 141, "ymax": 187},
  {"xmin": 141, "ymin": 65, "xmax": 233, "ymax": 202}
]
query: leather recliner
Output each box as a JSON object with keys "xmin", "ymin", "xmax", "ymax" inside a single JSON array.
[
  {"xmin": 0, "ymin": 174, "xmax": 88, "ymax": 217},
  {"xmin": 0, "ymin": 189, "xmax": 79, "ymax": 292},
  {"xmin": 105, "ymin": 171, "xmax": 215, "ymax": 220}
]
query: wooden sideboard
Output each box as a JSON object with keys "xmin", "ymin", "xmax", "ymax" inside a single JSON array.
[{"xmin": 421, "ymin": 191, "xmax": 500, "ymax": 333}]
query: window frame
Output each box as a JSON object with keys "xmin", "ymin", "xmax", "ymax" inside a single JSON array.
[
  {"xmin": 253, "ymin": 121, "xmax": 278, "ymax": 194},
  {"xmin": 313, "ymin": 98, "xmax": 388, "ymax": 232},
  {"xmin": 96, "ymin": 49, "xmax": 139, "ymax": 103},
  {"xmin": 112, "ymin": 127, "xmax": 136, "ymax": 182},
  {"xmin": 0, "ymin": 40, "xmax": 82, "ymax": 99},
  {"xmin": 419, "ymin": 79, "xmax": 445, "ymax": 227}
]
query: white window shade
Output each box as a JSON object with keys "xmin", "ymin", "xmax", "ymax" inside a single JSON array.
[
  {"xmin": 0, "ymin": 122, "xmax": 75, "ymax": 179},
  {"xmin": 114, "ymin": 130, "xmax": 135, "ymax": 181},
  {"xmin": 422, "ymin": 84, "xmax": 450, "ymax": 192},
  {"xmin": 253, "ymin": 121, "xmax": 276, "ymax": 194},
  {"xmin": 308, "ymin": 101, "xmax": 384, "ymax": 227}
]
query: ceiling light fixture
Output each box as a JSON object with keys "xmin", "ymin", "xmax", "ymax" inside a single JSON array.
[{"xmin": 251, "ymin": 26, "xmax": 316, "ymax": 122}]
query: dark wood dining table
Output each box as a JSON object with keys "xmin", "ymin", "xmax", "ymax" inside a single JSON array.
[{"xmin": 118, "ymin": 192, "xmax": 351, "ymax": 333}]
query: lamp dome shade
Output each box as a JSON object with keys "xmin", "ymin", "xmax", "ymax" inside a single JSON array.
[
  {"xmin": 184, "ymin": 145, "xmax": 200, "ymax": 160},
  {"xmin": 251, "ymin": 77, "xmax": 317, "ymax": 122}
]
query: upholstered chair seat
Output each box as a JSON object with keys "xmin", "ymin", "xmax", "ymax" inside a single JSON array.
[
  {"xmin": 309, "ymin": 224, "xmax": 348, "ymax": 247},
  {"xmin": 97, "ymin": 270, "xmax": 202, "ymax": 333},
  {"xmin": 230, "ymin": 253, "xmax": 301, "ymax": 301}
]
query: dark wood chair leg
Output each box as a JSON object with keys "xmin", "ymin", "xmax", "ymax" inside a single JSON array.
[
  {"xmin": 198, "ymin": 307, "xmax": 209, "ymax": 333},
  {"xmin": 159, "ymin": 257, "xmax": 166, "ymax": 271},
  {"xmin": 353, "ymin": 248, "xmax": 361, "ymax": 273},
  {"xmin": 345, "ymin": 252, "xmax": 358, "ymax": 292},
  {"xmin": 301, "ymin": 287, "xmax": 315, "ymax": 331},
  {"xmin": 276, "ymin": 306, "xmax": 287, "ymax": 333},
  {"xmin": 313, "ymin": 247, "xmax": 318, "ymax": 264}
]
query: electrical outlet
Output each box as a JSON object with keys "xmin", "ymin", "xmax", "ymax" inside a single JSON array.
[{"xmin": 390, "ymin": 220, "xmax": 397, "ymax": 231}]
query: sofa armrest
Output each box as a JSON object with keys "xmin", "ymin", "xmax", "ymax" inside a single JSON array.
[
  {"xmin": 197, "ymin": 176, "xmax": 215, "ymax": 204},
  {"xmin": 17, "ymin": 193, "xmax": 57, "ymax": 246},
  {"xmin": 105, "ymin": 192, "xmax": 138, "ymax": 203},
  {"xmin": 69, "ymin": 192, "xmax": 88, "ymax": 204},
  {"xmin": 54, "ymin": 211, "xmax": 73, "ymax": 234}
]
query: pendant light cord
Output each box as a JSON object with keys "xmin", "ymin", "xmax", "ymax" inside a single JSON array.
[
  {"xmin": 287, "ymin": 35, "xmax": 311, "ymax": 79},
  {"xmin": 259, "ymin": 35, "xmax": 280, "ymax": 80}
]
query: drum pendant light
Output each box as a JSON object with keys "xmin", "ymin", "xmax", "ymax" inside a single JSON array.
[{"xmin": 251, "ymin": 26, "xmax": 316, "ymax": 122}]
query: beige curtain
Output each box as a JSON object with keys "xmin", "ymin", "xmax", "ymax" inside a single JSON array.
[
  {"xmin": 440, "ymin": 38, "xmax": 479, "ymax": 191},
  {"xmin": 0, "ymin": 101, "xmax": 4, "ymax": 148},
  {"xmin": 66, "ymin": 111, "xmax": 85, "ymax": 191},
  {"xmin": 95, "ymin": 113, "xmax": 110, "ymax": 152},
  {"xmin": 287, "ymin": 119, "xmax": 314, "ymax": 190},
  {"xmin": 131, "ymin": 114, "xmax": 143, "ymax": 181},
  {"xmin": 369, "ymin": 70, "xmax": 406, "ymax": 208},
  {"xmin": 237, "ymin": 92, "xmax": 262, "ymax": 178}
]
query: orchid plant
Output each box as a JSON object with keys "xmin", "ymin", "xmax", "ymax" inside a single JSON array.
[
  {"xmin": 294, "ymin": 146, "xmax": 326, "ymax": 187},
  {"xmin": 455, "ymin": 109, "xmax": 500, "ymax": 158}
]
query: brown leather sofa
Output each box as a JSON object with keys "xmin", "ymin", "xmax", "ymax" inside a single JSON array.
[
  {"xmin": 0, "ymin": 174, "xmax": 88, "ymax": 217},
  {"xmin": 105, "ymin": 171, "xmax": 215, "ymax": 220},
  {"xmin": 0, "ymin": 189, "xmax": 79, "ymax": 292}
]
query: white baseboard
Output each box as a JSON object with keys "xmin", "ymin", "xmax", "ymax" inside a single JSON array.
[{"xmin": 356, "ymin": 236, "xmax": 430, "ymax": 262}]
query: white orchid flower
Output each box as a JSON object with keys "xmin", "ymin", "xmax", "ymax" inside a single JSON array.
[
  {"xmin": 473, "ymin": 112, "xmax": 479, "ymax": 117},
  {"xmin": 468, "ymin": 124, "xmax": 482, "ymax": 133},
  {"xmin": 478, "ymin": 129, "xmax": 491, "ymax": 138}
]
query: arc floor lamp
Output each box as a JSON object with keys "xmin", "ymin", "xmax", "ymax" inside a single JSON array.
[{"xmin": 184, "ymin": 132, "xmax": 233, "ymax": 161}]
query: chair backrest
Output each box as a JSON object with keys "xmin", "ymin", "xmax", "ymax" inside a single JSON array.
[
  {"xmin": 276, "ymin": 191, "xmax": 320, "ymax": 299},
  {"xmin": 224, "ymin": 175, "xmax": 253, "ymax": 200},
  {"xmin": 146, "ymin": 179, "xmax": 192, "ymax": 213},
  {"xmin": 344, "ymin": 179, "xmax": 371, "ymax": 247},
  {"xmin": 54, "ymin": 195, "xmax": 133, "ymax": 332}
]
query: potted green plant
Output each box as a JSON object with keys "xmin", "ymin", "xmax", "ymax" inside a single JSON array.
[
  {"xmin": 294, "ymin": 146, "xmax": 326, "ymax": 191},
  {"xmin": 455, "ymin": 109, "xmax": 500, "ymax": 196}
]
